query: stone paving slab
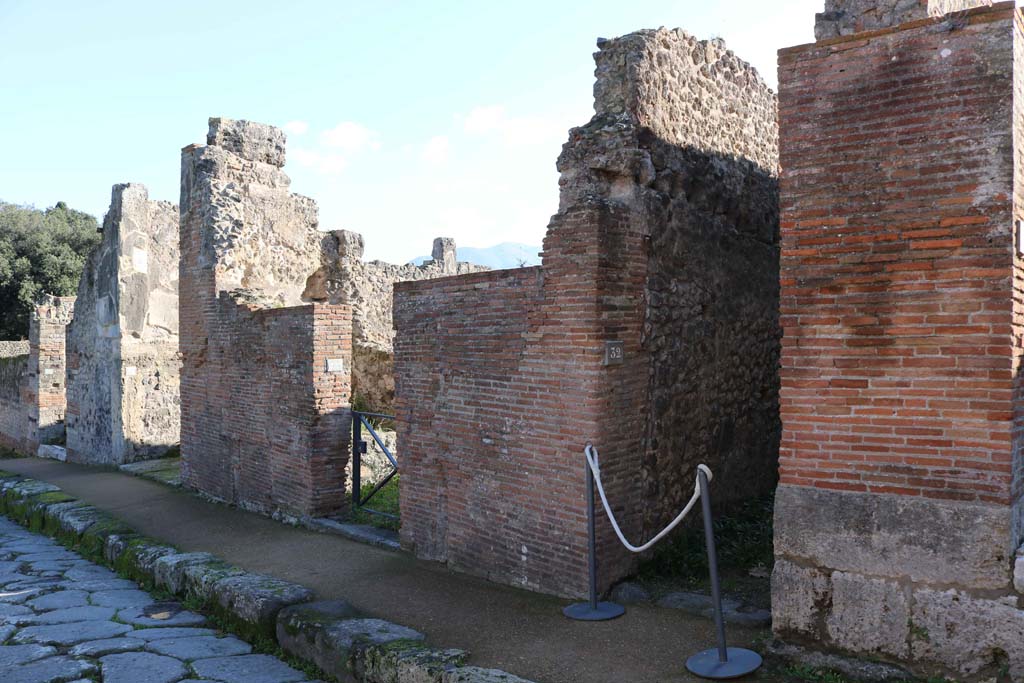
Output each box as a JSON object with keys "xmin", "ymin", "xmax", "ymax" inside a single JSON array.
[{"xmin": 0, "ymin": 515, "xmax": 310, "ymax": 683}]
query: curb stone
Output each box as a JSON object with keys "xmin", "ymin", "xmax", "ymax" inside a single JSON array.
[{"xmin": 0, "ymin": 469, "xmax": 536, "ymax": 683}]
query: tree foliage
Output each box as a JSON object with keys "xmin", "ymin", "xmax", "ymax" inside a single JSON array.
[{"xmin": 0, "ymin": 201, "xmax": 100, "ymax": 340}]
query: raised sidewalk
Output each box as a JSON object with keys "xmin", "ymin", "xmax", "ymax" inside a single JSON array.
[{"xmin": 0, "ymin": 456, "xmax": 767, "ymax": 683}]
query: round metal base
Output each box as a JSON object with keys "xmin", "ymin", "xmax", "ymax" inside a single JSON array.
[
  {"xmin": 685, "ymin": 647, "xmax": 762, "ymax": 680},
  {"xmin": 562, "ymin": 601, "xmax": 625, "ymax": 621}
]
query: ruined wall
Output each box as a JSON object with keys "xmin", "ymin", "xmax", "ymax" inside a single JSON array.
[
  {"xmin": 180, "ymin": 118, "xmax": 352, "ymax": 519},
  {"xmin": 65, "ymin": 183, "xmax": 180, "ymax": 465},
  {"xmin": 774, "ymin": 4, "xmax": 1024, "ymax": 679},
  {"xmin": 24, "ymin": 296, "xmax": 75, "ymax": 452},
  {"xmin": 0, "ymin": 342, "xmax": 29, "ymax": 451},
  {"xmin": 395, "ymin": 29, "xmax": 779, "ymax": 597},
  {"xmin": 816, "ymin": 0, "xmax": 995, "ymax": 39},
  {"xmin": 334, "ymin": 231, "xmax": 486, "ymax": 412},
  {"xmin": 598, "ymin": 32, "xmax": 781, "ymax": 535}
]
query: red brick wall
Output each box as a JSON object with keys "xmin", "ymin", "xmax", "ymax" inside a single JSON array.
[
  {"xmin": 179, "ymin": 292, "xmax": 351, "ymax": 518},
  {"xmin": 25, "ymin": 296, "xmax": 74, "ymax": 453},
  {"xmin": 395, "ymin": 204, "xmax": 649, "ymax": 597},
  {"xmin": 179, "ymin": 133, "xmax": 352, "ymax": 519},
  {"xmin": 779, "ymin": 5, "xmax": 1017, "ymax": 504}
]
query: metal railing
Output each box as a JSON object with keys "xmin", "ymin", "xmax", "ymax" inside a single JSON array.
[{"xmin": 351, "ymin": 410, "xmax": 398, "ymax": 518}]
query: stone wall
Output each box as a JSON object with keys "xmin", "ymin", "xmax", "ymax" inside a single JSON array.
[
  {"xmin": 0, "ymin": 342, "xmax": 29, "ymax": 451},
  {"xmin": 334, "ymin": 231, "xmax": 486, "ymax": 413},
  {"xmin": 395, "ymin": 29, "xmax": 779, "ymax": 597},
  {"xmin": 24, "ymin": 295, "xmax": 75, "ymax": 453},
  {"xmin": 774, "ymin": 4, "xmax": 1024, "ymax": 679},
  {"xmin": 65, "ymin": 183, "xmax": 181, "ymax": 465},
  {"xmin": 815, "ymin": 0, "xmax": 994, "ymax": 39},
  {"xmin": 179, "ymin": 118, "xmax": 352, "ymax": 519}
]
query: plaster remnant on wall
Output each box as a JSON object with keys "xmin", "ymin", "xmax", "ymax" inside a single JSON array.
[{"xmin": 65, "ymin": 183, "xmax": 181, "ymax": 465}]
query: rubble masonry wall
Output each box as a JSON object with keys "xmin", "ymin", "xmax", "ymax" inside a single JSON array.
[{"xmin": 65, "ymin": 183, "xmax": 181, "ymax": 465}]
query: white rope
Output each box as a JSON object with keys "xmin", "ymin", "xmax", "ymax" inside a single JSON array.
[{"xmin": 584, "ymin": 443, "xmax": 712, "ymax": 554}]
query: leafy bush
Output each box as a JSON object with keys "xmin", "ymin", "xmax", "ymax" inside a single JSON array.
[{"xmin": 0, "ymin": 200, "xmax": 100, "ymax": 340}]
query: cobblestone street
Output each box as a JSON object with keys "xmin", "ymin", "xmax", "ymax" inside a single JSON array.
[{"xmin": 0, "ymin": 516, "xmax": 319, "ymax": 683}]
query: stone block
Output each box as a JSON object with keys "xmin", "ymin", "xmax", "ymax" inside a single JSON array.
[
  {"xmin": 771, "ymin": 559, "xmax": 830, "ymax": 637},
  {"xmin": 208, "ymin": 117, "xmax": 287, "ymax": 167},
  {"xmin": 774, "ymin": 485, "xmax": 1014, "ymax": 590},
  {"xmin": 36, "ymin": 445, "xmax": 66, "ymax": 461},
  {"xmin": 441, "ymin": 667, "xmax": 535, "ymax": 683},
  {"xmin": 151, "ymin": 552, "xmax": 217, "ymax": 595},
  {"xmin": 359, "ymin": 643, "xmax": 466, "ymax": 683},
  {"xmin": 213, "ymin": 572, "xmax": 314, "ymax": 639},
  {"xmin": 826, "ymin": 572, "xmax": 909, "ymax": 658},
  {"xmin": 180, "ymin": 558, "xmax": 246, "ymax": 603},
  {"xmin": 277, "ymin": 600, "xmax": 425, "ymax": 681},
  {"xmin": 910, "ymin": 587, "xmax": 1024, "ymax": 679}
]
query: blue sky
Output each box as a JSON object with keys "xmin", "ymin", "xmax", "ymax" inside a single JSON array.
[{"xmin": 1, "ymin": 0, "xmax": 820, "ymax": 263}]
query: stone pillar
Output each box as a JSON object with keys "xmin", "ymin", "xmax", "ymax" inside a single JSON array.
[
  {"xmin": 25, "ymin": 295, "xmax": 75, "ymax": 452},
  {"xmin": 65, "ymin": 183, "xmax": 181, "ymax": 465},
  {"xmin": 775, "ymin": 3, "xmax": 1024, "ymax": 677}
]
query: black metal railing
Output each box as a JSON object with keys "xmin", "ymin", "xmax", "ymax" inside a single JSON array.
[{"xmin": 351, "ymin": 410, "xmax": 397, "ymax": 518}]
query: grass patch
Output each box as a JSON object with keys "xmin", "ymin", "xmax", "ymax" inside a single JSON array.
[
  {"xmin": 0, "ymin": 446, "xmax": 25, "ymax": 459},
  {"xmin": 351, "ymin": 475, "xmax": 399, "ymax": 531}
]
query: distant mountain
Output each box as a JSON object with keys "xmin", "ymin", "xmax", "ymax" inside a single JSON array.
[{"xmin": 410, "ymin": 242, "xmax": 542, "ymax": 270}]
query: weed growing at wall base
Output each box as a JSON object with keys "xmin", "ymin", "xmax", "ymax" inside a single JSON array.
[{"xmin": 639, "ymin": 492, "xmax": 774, "ymax": 585}]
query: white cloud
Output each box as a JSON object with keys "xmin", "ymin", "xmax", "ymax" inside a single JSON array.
[
  {"xmin": 289, "ymin": 148, "xmax": 346, "ymax": 175},
  {"xmin": 461, "ymin": 105, "xmax": 564, "ymax": 146},
  {"xmin": 421, "ymin": 135, "xmax": 450, "ymax": 165},
  {"xmin": 320, "ymin": 121, "xmax": 380, "ymax": 152},
  {"xmin": 283, "ymin": 120, "xmax": 309, "ymax": 136}
]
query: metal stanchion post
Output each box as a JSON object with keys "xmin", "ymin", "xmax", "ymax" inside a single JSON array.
[
  {"xmin": 685, "ymin": 468, "xmax": 762, "ymax": 679},
  {"xmin": 563, "ymin": 447, "xmax": 625, "ymax": 621}
]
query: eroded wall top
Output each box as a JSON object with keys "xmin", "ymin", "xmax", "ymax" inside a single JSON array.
[
  {"xmin": 592, "ymin": 28, "xmax": 777, "ymax": 174},
  {"xmin": 186, "ymin": 117, "xmax": 327, "ymax": 308},
  {"xmin": 815, "ymin": 0, "xmax": 995, "ymax": 39}
]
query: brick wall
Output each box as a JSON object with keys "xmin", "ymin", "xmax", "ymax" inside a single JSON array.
[
  {"xmin": 25, "ymin": 296, "xmax": 74, "ymax": 453},
  {"xmin": 179, "ymin": 118, "xmax": 352, "ymax": 519},
  {"xmin": 773, "ymin": 4, "xmax": 1024, "ymax": 676},
  {"xmin": 396, "ymin": 204, "xmax": 649, "ymax": 598},
  {"xmin": 395, "ymin": 29, "xmax": 779, "ymax": 598}
]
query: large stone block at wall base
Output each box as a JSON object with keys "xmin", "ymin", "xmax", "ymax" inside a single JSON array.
[{"xmin": 774, "ymin": 485, "xmax": 1014, "ymax": 591}]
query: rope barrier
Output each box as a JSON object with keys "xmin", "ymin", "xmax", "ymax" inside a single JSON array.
[{"xmin": 584, "ymin": 443, "xmax": 712, "ymax": 554}]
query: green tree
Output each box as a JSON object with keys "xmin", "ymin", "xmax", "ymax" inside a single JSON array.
[{"xmin": 0, "ymin": 200, "xmax": 100, "ymax": 340}]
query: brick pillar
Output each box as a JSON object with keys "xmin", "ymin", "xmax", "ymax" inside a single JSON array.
[
  {"xmin": 774, "ymin": 3, "xmax": 1024, "ymax": 676},
  {"xmin": 25, "ymin": 295, "xmax": 75, "ymax": 452}
]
